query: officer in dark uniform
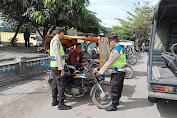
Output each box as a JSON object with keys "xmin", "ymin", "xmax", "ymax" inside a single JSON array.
[
  {"xmin": 98, "ymin": 35, "xmax": 126, "ymax": 111},
  {"xmin": 50, "ymin": 27, "xmax": 71, "ymax": 110}
]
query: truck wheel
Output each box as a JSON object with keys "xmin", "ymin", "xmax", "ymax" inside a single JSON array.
[{"xmin": 148, "ymin": 97, "xmax": 157, "ymax": 103}]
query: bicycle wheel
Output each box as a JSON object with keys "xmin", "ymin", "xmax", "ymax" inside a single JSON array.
[
  {"xmin": 135, "ymin": 53, "xmax": 141, "ymax": 60},
  {"xmin": 125, "ymin": 65, "xmax": 134, "ymax": 79},
  {"xmin": 127, "ymin": 55, "xmax": 137, "ymax": 65}
]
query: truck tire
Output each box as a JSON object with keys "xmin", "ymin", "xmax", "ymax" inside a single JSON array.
[{"xmin": 148, "ymin": 97, "xmax": 157, "ymax": 103}]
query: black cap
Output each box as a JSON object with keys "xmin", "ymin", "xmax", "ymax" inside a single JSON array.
[{"xmin": 108, "ymin": 35, "xmax": 119, "ymax": 42}]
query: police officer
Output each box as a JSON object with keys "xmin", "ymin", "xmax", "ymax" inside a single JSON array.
[
  {"xmin": 50, "ymin": 27, "xmax": 71, "ymax": 110},
  {"xmin": 98, "ymin": 35, "xmax": 126, "ymax": 111}
]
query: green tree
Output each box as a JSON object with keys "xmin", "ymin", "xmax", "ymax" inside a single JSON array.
[
  {"xmin": 0, "ymin": 0, "xmax": 30, "ymax": 46},
  {"xmin": 30, "ymin": 0, "xmax": 106, "ymax": 36},
  {"xmin": 24, "ymin": 0, "xmax": 106, "ymax": 44},
  {"xmin": 112, "ymin": 0, "xmax": 154, "ymax": 44},
  {"xmin": 0, "ymin": 0, "xmax": 106, "ymax": 46}
]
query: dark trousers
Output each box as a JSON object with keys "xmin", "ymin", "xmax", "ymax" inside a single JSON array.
[
  {"xmin": 51, "ymin": 67, "xmax": 66, "ymax": 101},
  {"xmin": 110, "ymin": 71, "xmax": 125, "ymax": 104},
  {"xmin": 25, "ymin": 40, "xmax": 30, "ymax": 47}
]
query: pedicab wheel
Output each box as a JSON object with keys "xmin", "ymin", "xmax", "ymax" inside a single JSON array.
[
  {"xmin": 92, "ymin": 81, "xmax": 112, "ymax": 109},
  {"xmin": 127, "ymin": 56, "xmax": 137, "ymax": 65},
  {"xmin": 125, "ymin": 65, "xmax": 134, "ymax": 79},
  {"xmin": 148, "ymin": 97, "xmax": 157, "ymax": 103}
]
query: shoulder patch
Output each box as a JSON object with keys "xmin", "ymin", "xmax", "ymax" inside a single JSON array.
[
  {"xmin": 112, "ymin": 50, "xmax": 117, "ymax": 55},
  {"xmin": 57, "ymin": 43, "xmax": 59, "ymax": 47},
  {"xmin": 110, "ymin": 50, "xmax": 118, "ymax": 58}
]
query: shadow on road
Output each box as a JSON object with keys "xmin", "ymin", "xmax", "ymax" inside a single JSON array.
[
  {"xmin": 0, "ymin": 74, "xmax": 47, "ymax": 93},
  {"xmin": 122, "ymin": 84, "xmax": 136, "ymax": 98},
  {"xmin": 65, "ymin": 92, "xmax": 95, "ymax": 108},
  {"xmin": 133, "ymin": 61, "xmax": 144, "ymax": 66},
  {"xmin": 119, "ymin": 84, "xmax": 154, "ymax": 111},
  {"xmin": 65, "ymin": 84, "xmax": 137, "ymax": 108},
  {"xmin": 156, "ymin": 99, "xmax": 177, "ymax": 118},
  {"xmin": 119, "ymin": 98, "xmax": 154, "ymax": 111},
  {"xmin": 133, "ymin": 71, "xmax": 147, "ymax": 77}
]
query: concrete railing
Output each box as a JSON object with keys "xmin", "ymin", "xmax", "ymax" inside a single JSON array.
[{"xmin": 0, "ymin": 57, "xmax": 50, "ymax": 86}]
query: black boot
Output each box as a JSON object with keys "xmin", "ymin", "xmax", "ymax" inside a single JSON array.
[
  {"xmin": 105, "ymin": 104, "xmax": 118, "ymax": 111},
  {"xmin": 58, "ymin": 101, "xmax": 72, "ymax": 110},
  {"xmin": 52, "ymin": 95, "xmax": 58, "ymax": 106}
]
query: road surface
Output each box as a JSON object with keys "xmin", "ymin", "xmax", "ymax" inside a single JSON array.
[{"xmin": 0, "ymin": 53, "xmax": 177, "ymax": 118}]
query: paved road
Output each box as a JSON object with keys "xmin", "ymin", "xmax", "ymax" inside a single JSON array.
[{"xmin": 0, "ymin": 53, "xmax": 177, "ymax": 118}]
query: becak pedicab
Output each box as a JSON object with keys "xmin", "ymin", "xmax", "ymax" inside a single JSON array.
[{"xmin": 44, "ymin": 35, "xmax": 112, "ymax": 109}]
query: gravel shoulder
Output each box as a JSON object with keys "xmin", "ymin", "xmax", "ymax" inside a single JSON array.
[{"xmin": 0, "ymin": 45, "xmax": 48, "ymax": 64}]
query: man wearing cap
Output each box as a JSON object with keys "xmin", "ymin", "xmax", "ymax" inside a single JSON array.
[
  {"xmin": 50, "ymin": 27, "xmax": 72, "ymax": 110},
  {"xmin": 98, "ymin": 35, "xmax": 126, "ymax": 111}
]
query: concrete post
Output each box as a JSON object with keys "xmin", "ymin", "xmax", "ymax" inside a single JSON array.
[{"xmin": 16, "ymin": 57, "xmax": 26, "ymax": 75}]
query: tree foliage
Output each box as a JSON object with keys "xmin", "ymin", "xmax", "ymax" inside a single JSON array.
[
  {"xmin": 0, "ymin": 0, "xmax": 30, "ymax": 46},
  {"xmin": 112, "ymin": 0, "xmax": 154, "ymax": 43},
  {"xmin": 0, "ymin": 0, "xmax": 106, "ymax": 46},
  {"xmin": 27, "ymin": 0, "xmax": 105, "ymax": 34}
]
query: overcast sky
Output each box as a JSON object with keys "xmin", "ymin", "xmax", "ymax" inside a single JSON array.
[{"xmin": 87, "ymin": 0, "xmax": 159, "ymax": 28}]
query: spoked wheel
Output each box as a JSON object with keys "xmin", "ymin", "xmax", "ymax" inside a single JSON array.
[
  {"xmin": 92, "ymin": 81, "xmax": 112, "ymax": 109},
  {"xmin": 125, "ymin": 65, "xmax": 134, "ymax": 79},
  {"xmin": 135, "ymin": 53, "xmax": 141, "ymax": 60},
  {"xmin": 127, "ymin": 55, "xmax": 137, "ymax": 65}
]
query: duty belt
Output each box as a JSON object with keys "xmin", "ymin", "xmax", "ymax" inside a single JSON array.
[
  {"xmin": 110, "ymin": 66, "xmax": 125, "ymax": 71},
  {"xmin": 50, "ymin": 56, "xmax": 65, "ymax": 61}
]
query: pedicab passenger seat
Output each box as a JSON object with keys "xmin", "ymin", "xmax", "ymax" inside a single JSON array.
[
  {"xmin": 64, "ymin": 65, "xmax": 76, "ymax": 80},
  {"xmin": 40, "ymin": 58, "xmax": 51, "ymax": 73},
  {"xmin": 40, "ymin": 58, "xmax": 53, "ymax": 83}
]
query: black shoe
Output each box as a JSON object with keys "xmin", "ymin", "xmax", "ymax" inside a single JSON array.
[
  {"xmin": 58, "ymin": 101, "xmax": 72, "ymax": 110},
  {"xmin": 52, "ymin": 96, "xmax": 58, "ymax": 106},
  {"xmin": 105, "ymin": 104, "xmax": 118, "ymax": 111},
  {"xmin": 116, "ymin": 102, "xmax": 119, "ymax": 106}
]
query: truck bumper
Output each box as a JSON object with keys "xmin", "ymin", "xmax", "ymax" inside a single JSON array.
[{"xmin": 148, "ymin": 92, "xmax": 177, "ymax": 100}]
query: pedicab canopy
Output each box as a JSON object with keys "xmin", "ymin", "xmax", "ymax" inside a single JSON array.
[{"xmin": 45, "ymin": 35, "xmax": 110, "ymax": 68}]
